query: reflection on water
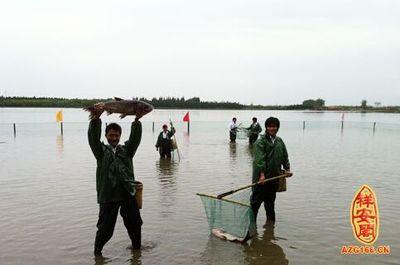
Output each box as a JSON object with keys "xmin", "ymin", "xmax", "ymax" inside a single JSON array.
[
  {"xmin": 182, "ymin": 132, "xmax": 190, "ymax": 147},
  {"xmin": 199, "ymin": 235, "xmax": 246, "ymax": 265},
  {"xmin": 245, "ymin": 223, "xmax": 289, "ymax": 265},
  {"xmin": 128, "ymin": 250, "xmax": 142, "ymax": 265},
  {"xmin": 229, "ymin": 142, "xmax": 237, "ymax": 162},
  {"xmin": 92, "ymin": 240, "xmax": 158, "ymax": 265},
  {"xmin": 93, "ymin": 255, "xmax": 110, "ymax": 265},
  {"xmin": 156, "ymin": 158, "xmax": 179, "ymax": 217},
  {"xmin": 56, "ymin": 134, "xmax": 64, "ymax": 154},
  {"xmin": 246, "ymin": 144, "xmax": 255, "ymax": 158},
  {"xmin": 340, "ymin": 122, "xmax": 344, "ymax": 137},
  {"xmin": 229, "ymin": 142, "xmax": 254, "ymax": 165},
  {"xmin": 156, "ymin": 158, "xmax": 178, "ymax": 176}
]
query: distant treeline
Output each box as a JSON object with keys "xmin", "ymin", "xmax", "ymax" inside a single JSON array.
[
  {"xmin": 0, "ymin": 96, "xmax": 302, "ymax": 110},
  {"xmin": 0, "ymin": 96, "xmax": 399, "ymax": 112}
]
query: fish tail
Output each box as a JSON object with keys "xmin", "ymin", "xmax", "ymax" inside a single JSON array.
[
  {"xmin": 83, "ymin": 106, "xmax": 104, "ymax": 120},
  {"xmin": 83, "ymin": 106, "xmax": 94, "ymax": 112}
]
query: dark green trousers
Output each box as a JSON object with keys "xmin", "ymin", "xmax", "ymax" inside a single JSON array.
[
  {"xmin": 230, "ymin": 132, "xmax": 236, "ymax": 142},
  {"xmin": 249, "ymin": 134, "xmax": 258, "ymax": 144},
  {"xmin": 250, "ymin": 184, "xmax": 277, "ymax": 222},
  {"xmin": 94, "ymin": 197, "xmax": 142, "ymax": 254}
]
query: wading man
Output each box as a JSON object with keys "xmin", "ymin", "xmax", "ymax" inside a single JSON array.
[
  {"xmin": 229, "ymin": 117, "xmax": 238, "ymax": 143},
  {"xmin": 88, "ymin": 114, "xmax": 143, "ymax": 256},
  {"xmin": 155, "ymin": 123, "xmax": 175, "ymax": 159},
  {"xmin": 246, "ymin": 117, "xmax": 262, "ymax": 144},
  {"xmin": 251, "ymin": 117, "xmax": 292, "ymax": 224}
]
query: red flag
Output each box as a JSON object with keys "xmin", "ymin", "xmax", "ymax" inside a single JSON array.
[{"xmin": 183, "ymin": 112, "xmax": 190, "ymax": 122}]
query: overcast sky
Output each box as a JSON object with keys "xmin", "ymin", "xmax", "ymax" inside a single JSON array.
[{"xmin": 0, "ymin": 0, "xmax": 399, "ymax": 105}]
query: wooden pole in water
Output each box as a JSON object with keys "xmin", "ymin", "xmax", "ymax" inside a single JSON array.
[
  {"xmin": 341, "ymin": 120, "xmax": 344, "ymax": 130},
  {"xmin": 373, "ymin": 122, "xmax": 376, "ymax": 133},
  {"xmin": 60, "ymin": 122, "xmax": 63, "ymax": 135},
  {"xmin": 169, "ymin": 119, "xmax": 181, "ymax": 160},
  {"xmin": 303, "ymin": 121, "xmax": 305, "ymax": 130},
  {"xmin": 187, "ymin": 121, "xmax": 190, "ymax": 134},
  {"xmin": 152, "ymin": 122, "xmax": 154, "ymax": 132},
  {"xmin": 13, "ymin": 123, "xmax": 16, "ymax": 137}
]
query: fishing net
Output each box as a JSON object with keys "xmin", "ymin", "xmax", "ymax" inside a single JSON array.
[
  {"xmin": 236, "ymin": 129, "xmax": 249, "ymax": 140},
  {"xmin": 197, "ymin": 186, "xmax": 256, "ymax": 242}
]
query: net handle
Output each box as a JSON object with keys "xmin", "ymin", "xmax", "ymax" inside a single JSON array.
[
  {"xmin": 169, "ymin": 118, "xmax": 181, "ymax": 160},
  {"xmin": 216, "ymin": 173, "xmax": 291, "ymax": 199}
]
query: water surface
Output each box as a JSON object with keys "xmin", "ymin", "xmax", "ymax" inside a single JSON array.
[{"xmin": 0, "ymin": 108, "xmax": 399, "ymax": 265}]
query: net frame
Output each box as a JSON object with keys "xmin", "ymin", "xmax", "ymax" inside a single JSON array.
[{"xmin": 197, "ymin": 191, "xmax": 256, "ymax": 241}]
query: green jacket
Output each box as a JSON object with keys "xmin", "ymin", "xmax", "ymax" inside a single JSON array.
[
  {"xmin": 88, "ymin": 119, "xmax": 142, "ymax": 203},
  {"xmin": 252, "ymin": 134, "xmax": 290, "ymax": 183},
  {"xmin": 247, "ymin": 122, "xmax": 262, "ymax": 135},
  {"xmin": 155, "ymin": 127, "xmax": 175, "ymax": 148}
]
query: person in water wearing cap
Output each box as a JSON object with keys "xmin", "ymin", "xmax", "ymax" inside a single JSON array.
[
  {"xmin": 246, "ymin": 117, "xmax": 262, "ymax": 144},
  {"xmin": 251, "ymin": 117, "xmax": 292, "ymax": 224},
  {"xmin": 155, "ymin": 123, "xmax": 176, "ymax": 159}
]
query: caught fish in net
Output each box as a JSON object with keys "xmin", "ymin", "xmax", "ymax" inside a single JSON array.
[
  {"xmin": 197, "ymin": 174, "xmax": 290, "ymax": 242},
  {"xmin": 197, "ymin": 189, "xmax": 256, "ymax": 242}
]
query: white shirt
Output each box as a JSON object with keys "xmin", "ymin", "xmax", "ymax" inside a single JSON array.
[
  {"xmin": 229, "ymin": 122, "xmax": 238, "ymax": 131},
  {"xmin": 111, "ymin": 145, "xmax": 118, "ymax": 154},
  {"xmin": 162, "ymin": 131, "xmax": 169, "ymax": 139},
  {"xmin": 269, "ymin": 135, "xmax": 276, "ymax": 144}
]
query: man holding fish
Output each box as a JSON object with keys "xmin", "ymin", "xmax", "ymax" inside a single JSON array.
[{"xmin": 85, "ymin": 98, "xmax": 153, "ymax": 256}]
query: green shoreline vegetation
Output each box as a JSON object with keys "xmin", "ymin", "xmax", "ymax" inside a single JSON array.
[{"xmin": 0, "ymin": 96, "xmax": 399, "ymax": 113}]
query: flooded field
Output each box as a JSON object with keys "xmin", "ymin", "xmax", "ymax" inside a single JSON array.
[{"xmin": 0, "ymin": 108, "xmax": 399, "ymax": 264}]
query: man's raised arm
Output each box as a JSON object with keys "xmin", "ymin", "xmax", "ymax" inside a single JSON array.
[
  {"xmin": 125, "ymin": 118, "xmax": 142, "ymax": 158},
  {"xmin": 88, "ymin": 118, "xmax": 103, "ymax": 160}
]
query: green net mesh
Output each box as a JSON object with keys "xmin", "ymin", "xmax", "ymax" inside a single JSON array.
[
  {"xmin": 197, "ymin": 187, "xmax": 256, "ymax": 241},
  {"xmin": 236, "ymin": 130, "xmax": 249, "ymax": 140}
]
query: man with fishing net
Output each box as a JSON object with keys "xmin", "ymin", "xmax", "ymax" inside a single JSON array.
[
  {"xmin": 197, "ymin": 117, "xmax": 292, "ymax": 242},
  {"xmin": 246, "ymin": 117, "xmax": 262, "ymax": 144},
  {"xmin": 251, "ymin": 117, "xmax": 292, "ymax": 224}
]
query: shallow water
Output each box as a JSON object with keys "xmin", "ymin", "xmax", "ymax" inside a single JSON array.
[{"xmin": 0, "ymin": 108, "xmax": 399, "ymax": 265}]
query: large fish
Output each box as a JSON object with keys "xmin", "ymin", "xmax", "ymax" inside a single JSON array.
[{"xmin": 84, "ymin": 97, "xmax": 154, "ymax": 119}]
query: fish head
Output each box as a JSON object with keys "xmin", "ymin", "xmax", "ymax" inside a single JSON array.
[{"xmin": 136, "ymin": 101, "xmax": 154, "ymax": 116}]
